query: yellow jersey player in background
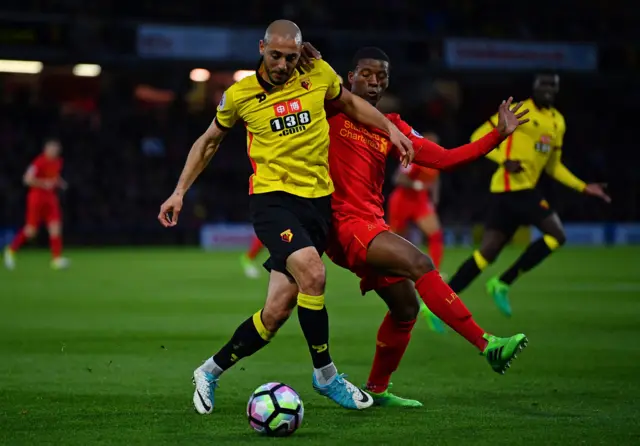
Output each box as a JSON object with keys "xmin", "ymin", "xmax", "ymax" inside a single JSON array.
[
  {"xmin": 448, "ymin": 74, "xmax": 610, "ymax": 317},
  {"xmin": 158, "ymin": 20, "xmax": 414, "ymax": 414}
]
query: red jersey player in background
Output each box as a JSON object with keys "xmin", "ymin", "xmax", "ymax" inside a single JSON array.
[
  {"xmin": 388, "ymin": 133, "xmax": 443, "ymax": 269},
  {"xmin": 387, "ymin": 133, "xmax": 446, "ymax": 332},
  {"xmin": 323, "ymin": 46, "xmax": 530, "ymax": 406},
  {"xmin": 4, "ymin": 139, "xmax": 70, "ymax": 270},
  {"xmin": 240, "ymin": 235, "xmax": 264, "ymax": 279}
]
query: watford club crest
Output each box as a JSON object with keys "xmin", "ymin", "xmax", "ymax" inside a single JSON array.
[
  {"xmin": 280, "ymin": 229, "xmax": 294, "ymax": 243},
  {"xmin": 301, "ymin": 79, "xmax": 311, "ymax": 91}
]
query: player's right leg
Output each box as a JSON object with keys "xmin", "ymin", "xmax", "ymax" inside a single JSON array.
[
  {"xmin": 365, "ymin": 230, "xmax": 528, "ymax": 374},
  {"xmin": 240, "ymin": 235, "xmax": 264, "ymax": 279},
  {"xmin": 252, "ymin": 192, "xmax": 372, "ymax": 410},
  {"xmin": 193, "ymin": 270, "xmax": 298, "ymax": 414}
]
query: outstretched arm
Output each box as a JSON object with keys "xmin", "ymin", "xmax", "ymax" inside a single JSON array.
[
  {"xmin": 409, "ymin": 97, "xmax": 528, "ymax": 170},
  {"xmin": 173, "ymin": 123, "xmax": 228, "ymax": 196},
  {"xmin": 544, "ymin": 149, "xmax": 586, "ymax": 192},
  {"xmin": 412, "ymin": 128, "xmax": 504, "ymax": 170}
]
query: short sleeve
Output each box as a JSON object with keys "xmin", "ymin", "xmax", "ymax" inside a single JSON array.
[
  {"xmin": 214, "ymin": 88, "xmax": 239, "ymax": 130},
  {"xmin": 318, "ymin": 60, "xmax": 342, "ymax": 101}
]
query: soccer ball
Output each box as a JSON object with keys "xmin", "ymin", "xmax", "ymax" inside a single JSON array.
[{"xmin": 247, "ymin": 382, "xmax": 304, "ymax": 437}]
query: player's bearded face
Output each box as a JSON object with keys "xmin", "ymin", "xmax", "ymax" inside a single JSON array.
[
  {"xmin": 348, "ymin": 59, "xmax": 389, "ymax": 105},
  {"xmin": 260, "ymin": 41, "xmax": 301, "ymax": 85}
]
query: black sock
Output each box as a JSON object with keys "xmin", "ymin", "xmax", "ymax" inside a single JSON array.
[
  {"xmin": 449, "ymin": 256, "xmax": 483, "ymax": 293},
  {"xmin": 212, "ymin": 311, "xmax": 271, "ymax": 370},
  {"xmin": 500, "ymin": 238, "xmax": 553, "ymax": 285},
  {"xmin": 297, "ymin": 302, "xmax": 331, "ymax": 369}
]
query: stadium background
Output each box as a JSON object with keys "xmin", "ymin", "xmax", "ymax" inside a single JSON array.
[{"xmin": 1, "ymin": 2, "xmax": 639, "ymax": 445}]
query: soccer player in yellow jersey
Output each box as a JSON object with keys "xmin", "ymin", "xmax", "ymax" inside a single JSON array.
[
  {"xmin": 448, "ymin": 74, "xmax": 610, "ymax": 316},
  {"xmin": 158, "ymin": 20, "xmax": 414, "ymax": 413}
]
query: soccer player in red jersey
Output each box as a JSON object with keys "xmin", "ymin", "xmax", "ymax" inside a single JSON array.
[
  {"xmin": 4, "ymin": 139, "xmax": 70, "ymax": 270},
  {"xmin": 240, "ymin": 235, "xmax": 265, "ymax": 279},
  {"xmin": 324, "ymin": 47, "xmax": 530, "ymax": 406}
]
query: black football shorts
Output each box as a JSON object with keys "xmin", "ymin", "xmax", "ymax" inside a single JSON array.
[
  {"xmin": 485, "ymin": 189, "xmax": 554, "ymax": 235},
  {"xmin": 249, "ymin": 191, "xmax": 332, "ymax": 279}
]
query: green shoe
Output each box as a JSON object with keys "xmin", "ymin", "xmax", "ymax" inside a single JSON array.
[
  {"xmin": 486, "ymin": 276, "xmax": 512, "ymax": 317},
  {"xmin": 365, "ymin": 383, "xmax": 423, "ymax": 408},
  {"xmin": 481, "ymin": 333, "xmax": 528, "ymax": 375},
  {"xmin": 419, "ymin": 299, "xmax": 446, "ymax": 334},
  {"xmin": 239, "ymin": 254, "xmax": 260, "ymax": 279}
]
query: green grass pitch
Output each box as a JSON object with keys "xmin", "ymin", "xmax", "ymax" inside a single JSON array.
[{"xmin": 1, "ymin": 247, "xmax": 639, "ymax": 445}]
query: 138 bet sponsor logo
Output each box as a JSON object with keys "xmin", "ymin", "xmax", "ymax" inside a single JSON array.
[{"xmin": 270, "ymin": 99, "xmax": 311, "ymax": 136}]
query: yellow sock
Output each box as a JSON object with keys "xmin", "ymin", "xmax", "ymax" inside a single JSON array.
[
  {"xmin": 297, "ymin": 293, "xmax": 324, "ymax": 311},
  {"xmin": 473, "ymin": 250, "xmax": 489, "ymax": 270},
  {"xmin": 252, "ymin": 310, "xmax": 274, "ymax": 341},
  {"xmin": 543, "ymin": 235, "xmax": 560, "ymax": 251}
]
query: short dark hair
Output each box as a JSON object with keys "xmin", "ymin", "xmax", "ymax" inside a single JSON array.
[{"xmin": 352, "ymin": 47, "xmax": 390, "ymax": 69}]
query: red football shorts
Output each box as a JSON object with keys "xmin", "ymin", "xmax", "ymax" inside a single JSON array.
[
  {"xmin": 25, "ymin": 192, "xmax": 61, "ymax": 226},
  {"xmin": 387, "ymin": 189, "xmax": 434, "ymax": 233},
  {"xmin": 326, "ymin": 213, "xmax": 405, "ymax": 295}
]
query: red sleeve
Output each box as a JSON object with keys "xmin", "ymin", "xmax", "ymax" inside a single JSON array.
[{"xmin": 411, "ymin": 128, "xmax": 504, "ymax": 171}]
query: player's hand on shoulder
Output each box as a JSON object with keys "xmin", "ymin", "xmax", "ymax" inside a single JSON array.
[
  {"xmin": 389, "ymin": 126, "xmax": 414, "ymax": 168},
  {"xmin": 503, "ymin": 160, "xmax": 524, "ymax": 173},
  {"xmin": 497, "ymin": 97, "xmax": 530, "ymax": 137},
  {"xmin": 298, "ymin": 42, "xmax": 322, "ymax": 72},
  {"xmin": 158, "ymin": 193, "xmax": 184, "ymax": 227},
  {"xmin": 584, "ymin": 183, "xmax": 611, "ymax": 203}
]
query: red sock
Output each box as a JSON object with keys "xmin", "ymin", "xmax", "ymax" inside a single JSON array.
[
  {"xmin": 10, "ymin": 229, "xmax": 27, "ymax": 252},
  {"xmin": 247, "ymin": 236, "xmax": 263, "ymax": 260},
  {"xmin": 427, "ymin": 231, "xmax": 444, "ymax": 269},
  {"xmin": 416, "ymin": 271, "xmax": 487, "ymax": 351},
  {"xmin": 366, "ymin": 313, "xmax": 416, "ymax": 393},
  {"xmin": 50, "ymin": 235, "xmax": 62, "ymax": 258}
]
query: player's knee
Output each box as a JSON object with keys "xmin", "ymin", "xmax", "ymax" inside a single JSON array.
[
  {"xmin": 392, "ymin": 299, "xmax": 419, "ymax": 322},
  {"xmin": 296, "ymin": 262, "xmax": 326, "ymax": 295},
  {"xmin": 552, "ymin": 231, "xmax": 566, "ymax": 246},
  {"xmin": 479, "ymin": 247, "xmax": 500, "ymax": 264},
  {"xmin": 23, "ymin": 226, "xmax": 37, "ymax": 238},
  {"xmin": 407, "ymin": 253, "xmax": 435, "ymax": 281},
  {"xmin": 48, "ymin": 222, "xmax": 61, "ymax": 237}
]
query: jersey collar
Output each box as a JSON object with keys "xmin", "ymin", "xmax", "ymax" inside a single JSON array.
[{"xmin": 255, "ymin": 57, "xmax": 275, "ymax": 92}]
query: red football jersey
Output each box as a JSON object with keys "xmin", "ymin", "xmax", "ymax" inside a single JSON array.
[
  {"xmin": 327, "ymin": 105, "xmax": 419, "ymax": 221},
  {"xmin": 29, "ymin": 155, "xmax": 62, "ymax": 194}
]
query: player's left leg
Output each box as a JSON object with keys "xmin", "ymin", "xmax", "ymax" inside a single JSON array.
[
  {"xmin": 366, "ymin": 231, "xmax": 527, "ymax": 374},
  {"xmin": 46, "ymin": 199, "xmax": 69, "ymax": 270},
  {"xmin": 365, "ymin": 279, "xmax": 422, "ymax": 407},
  {"xmin": 488, "ymin": 212, "xmax": 566, "ymax": 307},
  {"xmin": 240, "ymin": 235, "xmax": 264, "ymax": 279}
]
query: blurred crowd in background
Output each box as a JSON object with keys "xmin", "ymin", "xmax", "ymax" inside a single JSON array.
[{"xmin": 0, "ymin": 1, "xmax": 637, "ymax": 245}]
